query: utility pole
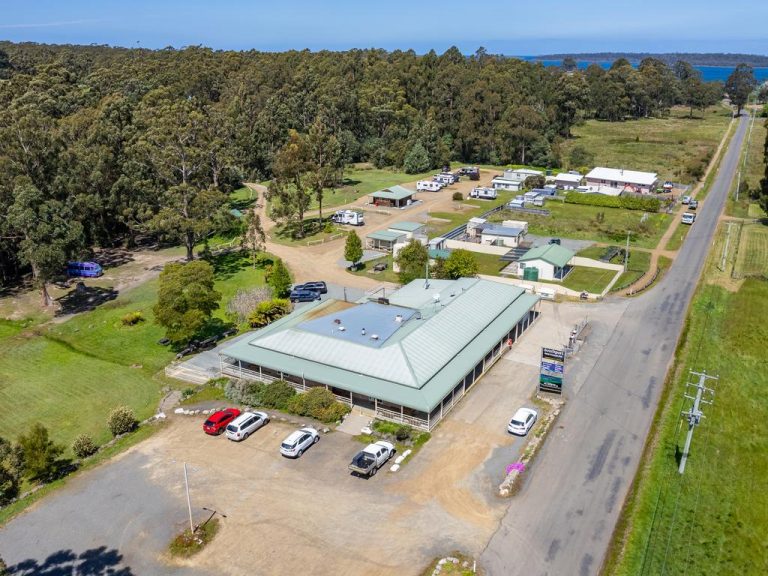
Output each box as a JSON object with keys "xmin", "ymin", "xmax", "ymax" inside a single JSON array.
[
  {"xmin": 678, "ymin": 370, "xmax": 717, "ymax": 474},
  {"xmin": 183, "ymin": 462, "xmax": 194, "ymax": 533},
  {"xmin": 624, "ymin": 231, "xmax": 631, "ymax": 271}
]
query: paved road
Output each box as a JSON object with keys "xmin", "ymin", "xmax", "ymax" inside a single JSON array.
[{"xmin": 480, "ymin": 114, "xmax": 748, "ymax": 576}]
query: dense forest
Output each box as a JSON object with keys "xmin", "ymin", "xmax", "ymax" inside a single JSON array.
[
  {"xmin": 0, "ymin": 42, "xmax": 729, "ymax": 298},
  {"xmin": 535, "ymin": 52, "xmax": 768, "ymax": 67}
]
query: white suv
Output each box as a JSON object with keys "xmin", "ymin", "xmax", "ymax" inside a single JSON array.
[
  {"xmin": 280, "ymin": 427, "xmax": 320, "ymax": 458},
  {"xmin": 225, "ymin": 411, "xmax": 269, "ymax": 441}
]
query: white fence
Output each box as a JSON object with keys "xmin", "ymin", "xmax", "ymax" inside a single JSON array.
[{"xmin": 444, "ymin": 239, "xmax": 510, "ymax": 255}]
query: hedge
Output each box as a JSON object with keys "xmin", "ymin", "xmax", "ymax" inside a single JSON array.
[{"xmin": 564, "ymin": 192, "xmax": 661, "ymax": 212}]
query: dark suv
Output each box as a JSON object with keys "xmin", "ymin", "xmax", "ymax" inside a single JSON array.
[
  {"xmin": 299, "ymin": 281, "xmax": 328, "ymax": 294},
  {"xmin": 289, "ymin": 289, "xmax": 321, "ymax": 303}
]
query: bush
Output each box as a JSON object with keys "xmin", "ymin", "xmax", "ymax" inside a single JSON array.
[
  {"xmin": 18, "ymin": 423, "xmax": 63, "ymax": 481},
  {"xmin": 0, "ymin": 436, "xmax": 24, "ymax": 504},
  {"xmin": 452, "ymin": 191, "xmax": 463, "ymax": 201},
  {"xmin": 247, "ymin": 298, "xmax": 292, "ymax": 328},
  {"xmin": 287, "ymin": 388, "xmax": 350, "ymax": 423},
  {"xmin": 261, "ymin": 380, "xmax": 296, "ymax": 410},
  {"xmin": 71, "ymin": 434, "xmax": 98, "ymax": 459},
  {"xmin": 371, "ymin": 420, "xmax": 413, "ymax": 442},
  {"xmin": 226, "ymin": 287, "xmax": 273, "ymax": 324},
  {"xmin": 564, "ymin": 191, "xmax": 661, "ymax": 212},
  {"xmin": 107, "ymin": 406, "xmax": 138, "ymax": 437},
  {"xmin": 121, "ymin": 311, "xmax": 144, "ymax": 326}
]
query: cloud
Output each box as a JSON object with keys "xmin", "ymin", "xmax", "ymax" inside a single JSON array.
[{"xmin": 0, "ymin": 19, "xmax": 104, "ymax": 30}]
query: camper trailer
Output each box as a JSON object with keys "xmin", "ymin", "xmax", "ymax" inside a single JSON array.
[
  {"xmin": 331, "ymin": 210, "xmax": 365, "ymax": 226},
  {"xmin": 433, "ymin": 173, "xmax": 457, "ymax": 186},
  {"xmin": 469, "ymin": 187, "xmax": 498, "ymax": 200},
  {"xmin": 417, "ymin": 180, "xmax": 442, "ymax": 192}
]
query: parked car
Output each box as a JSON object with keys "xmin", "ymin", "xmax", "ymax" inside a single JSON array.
[
  {"xmin": 688, "ymin": 200, "xmax": 699, "ymax": 210},
  {"xmin": 301, "ymin": 281, "xmax": 328, "ymax": 294},
  {"xmin": 289, "ymin": 288, "xmax": 321, "ymax": 303},
  {"xmin": 548, "ymin": 238, "xmax": 561, "ymax": 245},
  {"xmin": 225, "ymin": 411, "xmax": 269, "ymax": 441},
  {"xmin": 681, "ymin": 212, "xmax": 696, "ymax": 225},
  {"xmin": 507, "ymin": 407, "xmax": 538, "ymax": 436},
  {"xmin": 681, "ymin": 195, "xmax": 691, "ymax": 204},
  {"xmin": 348, "ymin": 440, "xmax": 395, "ymax": 477},
  {"xmin": 66, "ymin": 261, "xmax": 103, "ymax": 278},
  {"xmin": 280, "ymin": 427, "xmax": 320, "ymax": 458},
  {"xmin": 373, "ymin": 262, "xmax": 387, "ymax": 272},
  {"xmin": 203, "ymin": 408, "xmax": 241, "ymax": 435}
]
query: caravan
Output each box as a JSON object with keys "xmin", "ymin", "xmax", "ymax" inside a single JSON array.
[
  {"xmin": 331, "ymin": 210, "xmax": 365, "ymax": 226},
  {"xmin": 433, "ymin": 173, "xmax": 457, "ymax": 186},
  {"xmin": 469, "ymin": 187, "xmax": 498, "ymax": 200},
  {"xmin": 417, "ymin": 180, "xmax": 442, "ymax": 192}
]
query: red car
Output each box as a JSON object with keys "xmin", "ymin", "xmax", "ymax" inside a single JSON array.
[{"xmin": 203, "ymin": 408, "xmax": 241, "ymax": 435}]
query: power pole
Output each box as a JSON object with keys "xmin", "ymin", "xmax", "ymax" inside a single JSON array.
[
  {"xmin": 624, "ymin": 231, "xmax": 631, "ymax": 271},
  {"xmin": 183, "ymin": 462, "xmax": 194, "ymax": 533},
  {"xmin": 678, "ymin": 370, "xmax": 717, "ymax": 474}
]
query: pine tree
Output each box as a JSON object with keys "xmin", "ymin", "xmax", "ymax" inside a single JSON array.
[{"xmin": 344, "ymin": 231, "xmax": 363, "ymax": 270}]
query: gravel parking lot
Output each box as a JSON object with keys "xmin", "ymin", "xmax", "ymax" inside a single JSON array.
[{"xmin": 0, "ymin": 300, "xmax": 616, "ymax": 575}]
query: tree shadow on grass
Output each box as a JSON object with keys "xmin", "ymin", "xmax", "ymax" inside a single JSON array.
[
  {"xmin": 93, "ymin": 248, "xmax": 135, "ymax": 270},
  {"xmin": 8, "ymin": 546, "xmax": 134, "ymax": 575},
  {"xmin": 340, "ymin": 178, "xmax": 362, "ymax": 187},
  {"xmin": 55, "ymin": 285, "xmax": 118, "ymax": 316},
  {"xmin": 210, "ymin": 251, "xmax": 252, "ymax": 281}
]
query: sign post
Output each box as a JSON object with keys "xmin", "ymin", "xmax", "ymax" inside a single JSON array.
[{"xmin": 539, "ymin": 347, "xmax": 565, "ymax": 394}]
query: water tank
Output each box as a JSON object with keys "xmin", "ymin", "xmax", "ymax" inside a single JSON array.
[{"xmin": 523, "ymin": 267, "xmax": 539, "ymax": 281}]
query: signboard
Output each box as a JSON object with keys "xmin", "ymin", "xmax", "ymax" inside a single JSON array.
[{"xmin": 539, "ymin": 347, "xmax": 565, "ymax": 394}]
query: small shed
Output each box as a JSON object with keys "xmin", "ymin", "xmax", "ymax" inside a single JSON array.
[
  {"xmin": 388, "ymin": 221, "xmax": 426, "ymax": 239},
  {"xmin": 554, "ymin": 173, "xmax": 583, "ymax": 189},
  {"xmin": 370, "ymin": 185, "xmax": 416, "ymax": 208},
  {"xmin": 366, "ymin": 230, "xmax": 406, "ymax": 251},
  {"xmin": 480, "ymin": 224, "xmax": 526, "ymax": 248},
  {"xmin": 491, "ymin": 177, "xmax": 524, "ymax": 192},
  {"xmin": 517, "ymin": 244, "xmax": 575, "ymax": 281}
]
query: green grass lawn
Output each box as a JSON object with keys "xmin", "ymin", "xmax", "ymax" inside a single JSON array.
[
  {"xmin": 558, "ymin": 266, "xmax": 617, "ymax": 293},
  {"xmin": 607, "ymin": 278, "xmax": 768, "ymax": 575},
  {"xmin": 472, "ymin": 252, "xmax": 506, "ymax": 276},
  {"xmin": 610, "ymin": 249, "xmax": 652, "ymax": 291},
  {"xmin": 0, "ymin": 251, "xmax": 268, "ymax": 451},
  {"xmin": 348, "ymin": 256, "xmax": 400, "ymax": 284},
  {"xmin": 488, "ymin": 203, "xmax": 671, "ymax": 249},
  {"xmin": 562, "ymin": 105, "xmax": 732, "ymax": 184},
  {"xmin": 269, "ymin": 216, "xmax": 346, "ymax": 246},
  {"xmin": 726, "ymin": 116, "xmax": 766, "ymax": 218},
  {"xmin": 665, "ymin": 219, "xmax": 693, "ymax": 251},
  {"xmin": 734, "ymin": 222, "xmax": 768, "ymax": 278}
]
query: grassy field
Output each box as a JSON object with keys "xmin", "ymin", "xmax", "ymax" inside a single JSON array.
[
  {"xmin": 348, "ymin": 256, "xmax": 400, "ymax": 284},
  {"xmin": 0, "ymin": 252, "xmax": 267, "ymax": 451},
  {"xmin": 559, "ymin": 266, "xmax": 617, "ymax": 293},
  {"xmin": 269, "ymin": 217, "xmax": 346, "ymax": 246},
  {"xmin": 562, "ymin": 106, "xmax": 732, "ymax": 183},
  {"xmin": 726, "ymin": 115, "xmax": 766, "ymax": 218},
  {"xmin": 734, "ymin": 222, "xmax": 768, "ymax": 278},
  {"xmin": 607, "ymin": 278, "xmax": 768, "ymax": 576},
  {"xmin": 610, "ymin": 249, "xmax": 652, "ymax": 291},
  {"xmin": 488, "ymin": 203, "xmax": 671, "ymax": 249},
  {"xmin": 665, "ymin": 219, "xmax": 693, "ymax": 251}
]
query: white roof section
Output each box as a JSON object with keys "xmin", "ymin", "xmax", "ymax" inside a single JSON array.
[
  {"xmin": 585, "ymin": 167, "xmax": 658, "ymax": 186},
  {"xmin": 555, "ymin": 173, "xmax": 583, "ymax": 183}
]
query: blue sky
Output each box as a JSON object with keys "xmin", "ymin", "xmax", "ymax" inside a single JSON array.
[{"xmin": 1, "ymin": 0, "xmax": 766, "ymax": 55}]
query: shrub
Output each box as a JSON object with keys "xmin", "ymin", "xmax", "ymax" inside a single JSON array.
[
  {"xmin": 121, "ymin": 311, "xmax": 144, "ymax": 326},
  {"xmin": 452, "ymin": 191, "xmax": 463, "ymax": 201},
  {"xmin": 261, "ymin": 380, "xmax": 296, "ymax": 410},
  {"xmin": 224, "ymin": 379, "xmax": 248, "ymax": 404},
  {"xmin": 287, "ymin": 388, "xmax": 350, "ymax": 423},
  {"xmin": 248, "ymin": 298, "xmax": 292, "ymax": 328},
  {"xmin": 0, "ymin": 436, "xmax": 24, "ymax": 504},
  {"xmin": 71, "ymin": 434, "xmax": 98, "ymax": 459},
  {"xmin": 206, "ymin": 377, "xmax": 230, "ymax": 389},
  {"xmin": 226, "ymin": 287, "xmax": 273, "ymax": 324},
  {"xmin": 107, "ymin": 406, "xmax": 138, "ymax": 437},
  {"xmin": 18, "ymin": 423, "xmax": 63, "ymax": 481}
]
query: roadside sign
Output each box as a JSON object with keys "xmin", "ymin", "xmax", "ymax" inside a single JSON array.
[{"xmin": 540, "ymin": 347, "xmax": 565, "ymax": 394}]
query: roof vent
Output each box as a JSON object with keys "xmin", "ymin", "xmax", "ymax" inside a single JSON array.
[
  {"xmin": 338, "ymin": 326, "xmax": 346, "ymax": 332},
  {"xmin": 333, "ymin": 318, "xmax": 341, "ymax": 324},
  {"xmin": 370, "ymin": 334, "xmax": 380, "ymax": 340},
  {"xmin": 394, "ymin": 314, "xmax": 403, "ymax": 323},
  {"xmin": 433, "ymin": 293, "xmax": 441, "ymax": 302}
]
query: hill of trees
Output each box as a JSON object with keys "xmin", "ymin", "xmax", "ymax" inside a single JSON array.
[
  {"xmin": 533, "ymin": 53, "xmax": 768, "ymax": 67},
  {"xmin": 0, "ymin": 42, "xmax": 727, "ymax": 294}
]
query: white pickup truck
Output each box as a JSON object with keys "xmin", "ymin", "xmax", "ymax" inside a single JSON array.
[{"xmin": 348, "ymin": 440, "xmax": 395, "ymax": 477}]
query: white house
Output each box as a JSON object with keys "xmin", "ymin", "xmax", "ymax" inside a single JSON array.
[
  {"xmin": 585, "ymin": 167, "xmax": 658, "ymax": 194},
  {"xmin": 554, "ymin": 172, "xmax": 583, "ymax": 189},
  {"xmin": 517, "ymin": 244, "xmax": 575, "ymax": 281},
  {"xmin": 492, "ymin": 168, "xmax": 544, "ymax": 191},
  {"xmin": 480, "ymin": 224, "xmax": 526, "ymax": 248}
]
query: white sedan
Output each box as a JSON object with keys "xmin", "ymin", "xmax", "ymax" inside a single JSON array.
[
  {"xmin": 507, "ymin": 407, "xmax": 538, "ymax": 436},
  {"xmin": 280, "ymin": 427, "xmax": 320, "ymax": 458}
]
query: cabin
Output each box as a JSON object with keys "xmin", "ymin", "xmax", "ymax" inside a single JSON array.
[{"xmin": 369, "ymin": 185, "xmax": 416, "ymax": 208}]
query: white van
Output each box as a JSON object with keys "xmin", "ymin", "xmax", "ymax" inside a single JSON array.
[
  {"xmin": 331, "ymin": 210, "xmax": 365, "ymax": 226},
  {"xmin": 469, "ymin": 187, "xmax": 498, "ymax": 200},
  {"xmin": 225, "ymin": 411, "xmax": 269, "ymax": 441},
  {"xmin": 417, "ymin": 180, "xmax": 442, "ymax": 192}
]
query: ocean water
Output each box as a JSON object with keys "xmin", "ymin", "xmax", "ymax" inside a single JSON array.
[{"xmin": 528, "ymin": 59, "xmax": 768, "ymax": 83}]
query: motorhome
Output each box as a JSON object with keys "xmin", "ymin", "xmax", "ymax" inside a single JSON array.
[
  {"xmin": 433, "ymin": 173, "xmax": 457, "ymax": 185},
  {"xmin": 331, "ymin": 210, "xmax": 365, "ymax": 226},
  {"xmin": 469, "ymin": 187, "xmax": 497, "ymax": 200},
  {"xmin": 417, "ymin": 180, "xmax": 442, "ymax": 192}
]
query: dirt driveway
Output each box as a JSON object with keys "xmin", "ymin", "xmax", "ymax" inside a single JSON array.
[{"xmin": 0, "ymin": 298, "xmax": 612, "ymax": 576}]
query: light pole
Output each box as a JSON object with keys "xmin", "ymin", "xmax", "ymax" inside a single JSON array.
[
  {"xmin": 624, "ymin": 231, "xmax": 631, "ymax": 271},
  {"xmin": 183, "ymin": 462, "xmax": 194, "ymax": 533}
]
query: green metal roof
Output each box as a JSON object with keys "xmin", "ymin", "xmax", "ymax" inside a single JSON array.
[
  {"xmin": 219, "ymin": 279, "xmax": 539, "ymax": 413},
  {"xmin": 366, "ymin": 230, "xmax": 406, "ymax": 242},
  {"xmin": 518, "ymin": 244, "xmax": 574, "ymax": 268},
  {"xmin": 389, "ymin": 221, "xmax": 424, "ymax": 232},
  {"xmin": 370, "ymin": 185, "xmax": 415, "ymax": 200},
  {"xmin": 229, "ymin": 208, "xmax": 244, "ymax": 219}
]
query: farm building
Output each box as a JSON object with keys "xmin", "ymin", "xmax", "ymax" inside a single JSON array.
[
  {"xmin": 369, "ymin": 185, "xmax": 416, "ymax": 208},
  {"xmin": 585, "ymin": 167, "xmax": 658, "ymax": 193},
  {"xmin": 479, "ymin": 223, "xmax": 526, "ymax": 248},
  {"xmin": 219, "ymin": 278, "xmax": 541, "ymax": 431},
  {"xmin": 388, "ymin": 221, "xmax": 427, "ymax": 239},
  {"xmin": 517, "ymin": 244, "xmax": 575, "ymax": 281},
  {"xmin": 554, "ymin": 173, "xmax": 583, "ymax": 189},
  {"xmin": 366, "ymin": 230, "xmax": 405, "ymax": 251}
]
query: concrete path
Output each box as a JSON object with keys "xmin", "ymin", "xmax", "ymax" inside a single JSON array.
[{"xmin": 480, "ymin": 113, "xmax": 749, "ymax": 575}]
